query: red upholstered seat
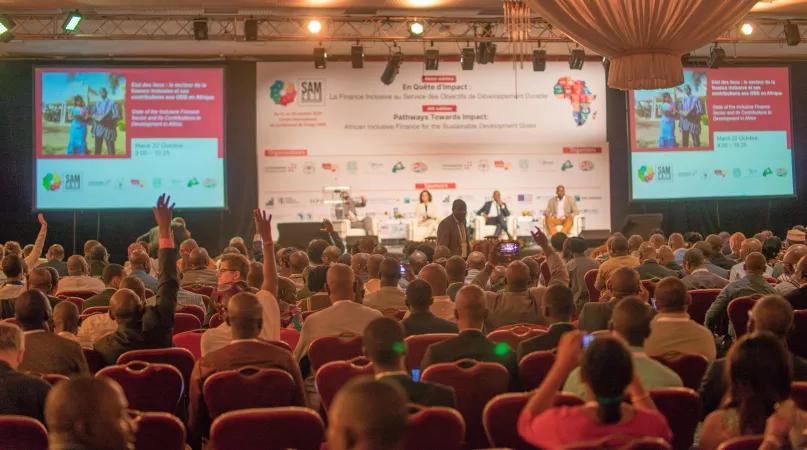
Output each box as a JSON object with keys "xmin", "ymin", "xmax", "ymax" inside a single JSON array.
[
  {"xmin": 145, "ymin": 289, "xmax": 155, "ymax": 298},
  {"xmin": 279, "ymin": 329, "xmax": 300, "ymax": 351},
  {"xmin": 209, "ymin": 407, "xmax": 324, "ymax": 450},
  {"xmin": 518, "ymin": 350, "xmax": 556, "ymax": 391},
  {"xmin": 790, "ymin": 382, "xmax": 807, "ymax": 411},
  {"xmin": 488, "ymin": 327, "xmax": 547, "ymax": 351},
  {"xmin": 0, "ymin": 415, "xmax": 48, "ymax": 450},
  {"xmin": 789, "ymin": 311, "xmax": 807, "ymax": 360},
  {"xmin": 406, "ymin": 405, "xmax": 465, "ymax": 450},
  {"xmin": 25, "ymin": 372, "xmax": 69, "ymax": 385},
  {"xmin": 493, "ymin": 323, "xmax": 548, "ymax": 332},
  {"xmin": 727, "ymin": 296, "xmax": 757, "ymax": 338},
  {"xmin": 132, "ymin": 411, "xmax": 186, "ymax": 450},
  {"xmin": 172, "ymin": 312, "xmax": 202, "ymax": 335},
  {"xmin": 117, "ymin": 348, "xmax": 196, "ymax": 396},
  {"xmin": 650, "ymin": 353, "xmax": 709, "ymax": 391},
  {"xmin": 308, "ymin": 333, "xmax": 363, "ymax": 373},
  {"xmin": 301, "ymin": 311, "xmax": 315, "ymax": 322},
  {"xmin": 97, "ymin": 361, "xmax": 183, "ymax": 413},
  {"xmin": 584, "ymin": 269, "xmax": 599, "ymax": 303},
  {"xmin": 209, "ymin": 313, "xmax": 225, "ymax": 329},
  {"xmin": 393, "ymin": 309, "xmax": 407, "ymax": 321},
  {"xmin": 1, "ymin": 318, "xmax": 19, "ymax": 327},
  {"xmin": 203, "ymin": 367, "xmax": 297, "ymax": 420},
  {"xmin": 58, "ymin": 290, "xmax": 97, "ymax": 300},
  {"xmin": 483, "ymin": 392, "xmax": 584, "ymax": 450},
  {"xmin": 83, "ymin": 348, "xmax": 105, "ymax": 375},
  {"xmin": 83, "ymin": 306, "xmax": 109, "ymax": 315},
  {"xmin": 540, "ymin": 260, "xmax": 552, "ymax": 285},
  {"xmin": 184, "ymin": 284, "xmax": 215, "ymax": 298},
  {"xmin": 687, "ymin": 289, "xmax": 721, "ymax": 325},
  {"xmin": 177, "ymin": 304, "xmax": 206, "ymax": 325},
  {"xmin": 404, "ymin": 333, "xmax": 456, "ymax": 372},
  {"xmin": 64, "ymin": 296, "xmax": 85, "ymax": 310},
  {"xmin": 265, "ymin": 340, "xmax": 292, "ymax": 353},
  {"xmin": 564, "ymin": 436, "xmax": 672, "ymax": 450},
  {"xmin": 315, "ymin": 357, "xmax": 374, "ymax": 411},
  {"xmin": 641, "ymin": 280, "xmax": 657, "ymax": 300},
  {"xmin": 650, "ymin": 388, "xmax": 701, "ymax": 450},
  {"xmin": 765, "ymin": 277, "xmax": 778, "ymax": 285},
  {"xmin": 421, "ymin": 359, "xmax": 510, "ymax": 450},
  {"xmin": 172, "ymin": 329, "xmax": 205, "ymax": 360},
  {"xmin": 713, "ymin": 436, "xmax": 764, "ymax": 450}
]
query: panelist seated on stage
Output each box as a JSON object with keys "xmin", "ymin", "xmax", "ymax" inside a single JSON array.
[
  {"xmin": 476, "ymin": 190, "xmax": 512, "ymax": 239},
  {"xmin": 335, "ymin": 191, "xmax": 375, "ymax": 236},
  {"xmin": 544, "ymin": 185, "xmax": 579, "ymax": 236},
  {"xmin": 414, "ymin": 190, "xmax": 439, "ymax": 239}
]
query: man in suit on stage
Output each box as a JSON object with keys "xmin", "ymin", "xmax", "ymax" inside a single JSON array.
[
  {"xmin": 544, "ymin": 185, "xmax": 579, "ymax": 236},
  {"xmin": 476, "ymin": 190, "xmax": 512, "ymax": 239},
  {"xmin": 436, "ymin": 200, "xmax": 469, "ymax": 258},
  {"xmin": 336, "ymin": 191, "xmax": 375, "ymax": 236}
]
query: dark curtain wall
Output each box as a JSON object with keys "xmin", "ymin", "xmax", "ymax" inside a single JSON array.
[
  {"xmin": 0, "ymin": 60, "xmax": 257, "ymax": 263},
  {"xmin": 607, "ymin": 63, "xmax": 807, "ymax": 238}
]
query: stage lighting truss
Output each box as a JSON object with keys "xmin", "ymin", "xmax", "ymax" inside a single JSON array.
[{"xmin": 62, "ymin": 10, "xmax": 83, "ymax": 32}]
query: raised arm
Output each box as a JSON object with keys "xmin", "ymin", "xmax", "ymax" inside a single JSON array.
[
  {"xmin": 24, "ymin": 214, "xmax": 48, "ymax": 270},
  {"xmin": 322, "ymin": 219, "xmax": 345, "ymax": 253},
  {"xmin": 532, "ymin": 227, "xmax": 569, "ymax": 287},
  {"xmin": 149, "ymin": 194, "xmax": 179, "ymax": 329},
  {"xmin": 255, "ymin": 209, "xmax": 278, "ymax": 298}
]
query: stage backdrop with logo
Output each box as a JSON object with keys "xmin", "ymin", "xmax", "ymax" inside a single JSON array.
[{"xmin": 256, "ymin": 61, "xmax": 610, "ymax": 238}]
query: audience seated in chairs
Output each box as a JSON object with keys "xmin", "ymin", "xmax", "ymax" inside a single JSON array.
[
  {"xmin": 784, "ymin": 254, "xmax": 807, "ymax": 310},
  {"xmin": 27, "ymin": 267, "xmax": 63, "ymax": 310},
  {"xmin": 363, "ymin": 253, "xmax": 385, "ymax": 295},
  {"xmin": 518, "ymin": 332, "xmax": 672, "ymax": 448},
  {"xmin": 399, "ymin": 279, "xmax": 458, "ymax": 337},
  {"xmin": 363, "ymin": 258, "xmax": 407, "ymax": 312},
  {"xmin": 82, "ymin": 264, "xmax": 126, "ymax": 311},
  {"xmin": 635, "ymin": 242, "xmax": 680, "ymax": 281},
  {"xmin": 38, "ymin": 244, "xmax": 68, "ymax": 277},
  {"xmin": 566, "ymin": 237, "xmax": 600, "ymax": 313},
  {"xmin": 594, "ymin": 237, "xmax": 640, "ymax": 296},
  {"xmin": 681, "ymin": 248, "xmax": 730, "ymax": 291},
  {"xmin": 326, "ymin": 378, "xmax": 408, "ymax": 450},
  {"xmin": 445, "ymin": 256, "xmax": 467, "ymax": 302},
  {"xmin": 52, "ymin": 301, "xmax": 81, "ymax": 345},
  {"xmin": 409, "ymin": 263, "xmax": 454, "ymax": 322},
  {"xmin": 577, "ymin": 267, "xmax": 642, "ymax": 333},
  {"xmin": 0, "ymin": 323, "xmax": 51, "ymax": 424},
  {"xmin": 297, "ymin": 265, "xmax": 332, "ymax": 313},
  {"xmin": 128, "ymin": 250, "xmax": 158, "ymax": 292},
  {"xmin": 77, "ymin": 276, "xmax": 144, "ymax": 348},
  {"xmin": 181, "ymin": 247, "xmax": 219, "ymax": 287},
  {"xmin": 56, "ymin": 255, "xmax": 105, "ymax": 294},
  {"xmin": 517, "ymin": 284, "xmax": 577, "ymax": 362},
  {"xmin": 0, "ymin": 255, "xmax": 28, "ymax": 306}
]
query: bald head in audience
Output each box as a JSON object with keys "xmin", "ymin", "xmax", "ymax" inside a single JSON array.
[
  {"xmin": 454, "ymin": 284, "xmax": 488, "ymax": 330},
  {"xmin": 179, "ymin": 239, "xmax": 198, "ymax": 262},
  {"xmin": 53, "ymin": 301, "xmax": 80, "ymax": 336},
  {"xmin": 434, "ymin": 246, "xmax": 451, "ymax": 261},
  {"xmin": 657, "ymin": 245, "xmax": 675, "ymax": 266},
  {"xmin": 247, "ymin": 262, "xmax": 263, "ymax": 290},
  {"xmin": 521, "ymin": 257, "xmax": 541, "ymax": 286},
  {"xmin": 542, "ymin": 284, "xmax": 575, "ymax": 324},
  {"xmin": 226, "ymin": 292, "xmax": 263, "ymax": 340},
  {"xmin": 609, "ymin": 296, "xmax": 653, "ymax": 347},
  {"xmin": 668, "ymin": 233, "xmax": 685, "ymax": 251},
  {"xmin": 637, "ymin": 242, "xmax": 657, "ymax": 263},
  {"xmin": 610, "ymin": 236, "xmax": 630, "ymax": 257},
  {"xmin": 109, "ymin": 289, "xmax": 144, "ymax": 327},
  {"xmin": 445, "ymin": 256, "xmax": 467, "ymax": 284},
  {"xmin": 705, "ymin": 234, "xmax": 724, "ymax": 254},
  {"xmin": 46, "ymin": 378, "xmax": 136, "ymax": 450},
  {"xmin": 367, "ymin": 254, "xmax": 385, "ymax": 281},
  {"xmin": 504, "ymin": 260, "xmax": 531, "ymax": 291},
  {"xmin": 327, "ymin": 264, "xmax": 358, "ymax": 303},
  {"xmin": 66, "ymin": 255, "xmax": 89, "ymax": 277},
  {"xmin": 628, "ymin": 235, "xmax": 644, "ymax": 253},
  {"xmin": 187, "ymin": 247, "xmax": 211, "ymax": 271},
  {"xmin": 745, "ymin": 252, "xmax": 768, "ymax": 275},
  {"xmin": 408, "ymin": 251, "xmax": 428, "ymax": 275},
  {"xmin": 0, "ymin": 323, "xmax": 24, "ymax": 369},
  {"xmin": 46, "ymin": 244, "xmax": 65, "ymax": 262},
  {"xmin": 741, "ymin": 239, "xmax": 763, "ymax": 260},
  {"xmin": 607, "ymin": 267, "xmax": 641, "ymax": 299},
  {"xmin": 15, "ymin": 290, "xmax": 52, "ymax": 332},
  {"xmin": 654, "ymin": 277, "xmax": 689, "ymax": 313},
  {"xmin": 276, "ymin": 277, "xmax": 297, "ymax": 304},
  {"xmin": 327, "ymin": 378, "xmax": 408, "ymax": 450},
  {"xmin": 748, "ymin": 295, "xmax": 793, "ymax": 340},
  {"xmin": 467, "ymin": 252, "xmax": 486, "ymax": 271},
  {"xmin": 289, "ymin": 251, "xmax": 309, "ymax": 276},
  {"xmin": 782, "ymin": 245, "xmax": 807, "ymax": 276},
  {"xmin": 119, "ymin": 276, "xmax": 145, "ymax": 302},
  {"xmin": 128, "ymin": 250, "xmax": 151, "ymax": 274},
  {"xmin": 351, "ymin": 253, "xmax": 369, "ymax": 276},
  {"xmin": 418, "ymin": 263, "xmax": 449, "ymax": 297},
  {"xmin": 322, "ymin": 245, "xmax": 342, "ymax": 266},
  {"xmin": 650, "ymin": 234, "xmax": 666, "ymax": 249},
  {"xmin": 83, "ymin": 240, "xmax": 100, "ymax": 259},
  {"xmin": 28, "ymin": 268, "xmax": 55, "ymax": 295}
]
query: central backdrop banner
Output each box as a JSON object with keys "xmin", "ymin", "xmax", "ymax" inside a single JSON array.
[{"xmin": 256, "ymin": 61, "xmax": 610, "ymax": 238}]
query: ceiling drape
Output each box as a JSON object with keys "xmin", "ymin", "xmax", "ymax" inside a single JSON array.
[{"xmin": 523, "ymin": 0, "xmax": 760, "ymax": 90}]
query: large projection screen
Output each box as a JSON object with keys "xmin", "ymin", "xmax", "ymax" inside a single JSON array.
[
  {"xmin": 34, "ymin": 67, "xmax": 226, "ymax": 210},
  {"xmin": 629, "ymin": 66, "xmax": 795, "ymax": 201}
]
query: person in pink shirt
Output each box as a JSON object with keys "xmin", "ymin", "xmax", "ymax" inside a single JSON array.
[{"xmin": 518, "ymin": 331, "xmax": 672, "ymax": 449}]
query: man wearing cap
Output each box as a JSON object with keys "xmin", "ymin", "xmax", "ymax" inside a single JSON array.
[{"xmin": 787, "ymin": 229, "xmax": 806, "ymax": 247}]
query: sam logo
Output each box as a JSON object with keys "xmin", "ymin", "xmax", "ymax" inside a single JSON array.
[
  {"xmin": 298, "ymin": 79, "xmax": 325, "ymax": 105},
  {"xmin": 656, "ymin": 165, "xmax": 673, "ymax": 181},
  {"xmin": 64, "ymin": 173, "xmax": 82, "ymax": 191}
]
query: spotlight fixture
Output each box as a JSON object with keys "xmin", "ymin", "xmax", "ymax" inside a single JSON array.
[
  {"xmin": 409, "ymin": 21, "xmax": 424, "ymax": 37},
  {"xmin": 785, "ymin": 22, "xmax": 801, "ymax": 46},
  {"xmin": 351, "ymin": 45, "xmax": 364, "ymax": 69},
  {"xmin": 308, "ymin": 20, "xmax": 322, "ymax": 34},
  {"xmin": 193, "ymin": 18, "xmax": 208, "ymax": 40},
  {"xmin": 0, "ymin": 14, "xmax": 16, "ymax": 36},
  {"xmin": 569, "ymin": 48, "xmax": 585, "ymax": 70},
  {"xmin": 461, "ymin": 47, "xmax": 475, "ymax": 70},
  {"xmin": 245, "ymin": 19, "xmax": 258, "ymax": 41},
  {"xmin": 532, "ymin": 49, "xmax": 546, "ymax": 72},
  {"xmin": 62, "ymin": 10, "xmax": 83, "ymax": 32},
  {"xmin": 425, "ymin": 48, "xmax": 440, "ymax": 71},
  {"xmin": 707, "ymin": 45, "xmax": 726, "ymax": 68},
  {"xmin": 313, "ymin": 47, "xmax": 327, "ymax": 69},
  {"xmin": 477, "ymin": 42, "xmax": 496, "ymax": 64},
  {"xmin": 740, "ymin": 22, "xmax": 753, "ymax": 35},
  {"xmin": 381, "ymin": 53, "xmax": 403, "ymax": 85}
]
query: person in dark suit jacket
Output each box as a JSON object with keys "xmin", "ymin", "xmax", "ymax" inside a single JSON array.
[
  {"xmin": 577, "ymin": 267, "xmax": 642, "ymax": 333},
  {"xmin": 94, "ymin": 195, "xmax": 179, "ymax": 367},
  {"xmin": 436, "ymin": 200, "xmax": 470, "ymax": 258},
  {"xmin": 37, "ymin": 244, "xmax": 68, "ymax": 277},
  {"xmin": 517, "ymin": 284, "xmax": 576, "ymax": 362},
  {"xmin": 25, "ymin": 268, "xmax": 62, "ymax": 312},
  {"xmin": 698, "ymin": 295, "xmax": 807, "ymax": 417},
  {"xmin": 476, "ymin": 191, "xmax": 512, "ymax": 239},
  {"xmin": 83, "ymin": 264, "xmax": 126, "ymax": 311},
  {"xmin": 705, "ymin": 235, "xmax": 736, "ymax": 271},
  {"xmin": 335, "ymin": 191, "xmax": 374, "ymax": 235},
  {"xmin": 0, "ymin": 322, "xmax": 51, "ymax": 424},
  {"xmin": 400, "ymin": 280, "xmax": 458, "ymax": 337},
  {"xmin": 693, "ymin": 242, "xmax": 731, "ymax": 279},
  {"xmin": 634, "ymin": 243, "xmax": 680, "ymax": 281},
  {"xmin": 363, "ymin": 316, "xmax": 455, "ymax": 408},
  {"xmin": 15, "ymin": 290, "xmax": 89, "ymax": 378},
  {"xmin": 681, "ymin": 248, "xmax": 730, "ymax": 291},
  {"xmin": 420, "ymin": 284, "xmax": 519, "ymax": 390}
]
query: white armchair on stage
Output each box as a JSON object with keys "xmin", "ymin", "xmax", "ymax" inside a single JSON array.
[
  {"xmin": 473, "ymin": 215, "xmax": 519, "ymax": 241},
  {"xmin": 407, "ymin": 218, "xmax": 437, "ymax": 242},
  {"xmin": 332, "ymin": 219, "xmax": 381, "ymax": 241},
  {"xmin": 537, "ymin": 215, "xmax": 585, "ymax": 237}
]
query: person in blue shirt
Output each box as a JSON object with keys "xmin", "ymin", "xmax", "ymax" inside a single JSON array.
[
  {"xmin": 67, "ymin": 95, "xmax": 89, "ymax": 155},
  {"xmin": 657, "ymin": 92, "xmax": 677, "ymax": 148},
  {"xmin": 677, "ymin": 84, "xmax": 705, "ymax": 147},
  {"xmin": 90, "ymin": 87, "xmax": 121, "ymax": 155}
]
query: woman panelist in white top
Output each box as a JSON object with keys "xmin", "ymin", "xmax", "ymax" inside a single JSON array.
[{"xmin": 415, "ymin": 190, "xmax": 438, "ymax": 238}]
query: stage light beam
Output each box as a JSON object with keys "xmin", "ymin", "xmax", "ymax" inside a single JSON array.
[
  {"xmin": 741, "ymin": 23, "xmax": 753, "ymax": 35},
  {"xmin": 308, "ymin": 20, "xmax": 322, "ymax": 34}
]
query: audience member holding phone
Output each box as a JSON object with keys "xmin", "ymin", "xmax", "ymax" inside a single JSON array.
[{"xmin": 517, "ymin": 331, "xmax": 672, "ymax": 449}]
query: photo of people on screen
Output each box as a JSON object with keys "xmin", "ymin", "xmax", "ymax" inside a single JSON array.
[
  {"xmin": 633, "ymin": 71, "xmax": 708, "ymax": 150},
  {"xmin": 40, "ymin": 72, "xmax": 126, "ymax": 157}
]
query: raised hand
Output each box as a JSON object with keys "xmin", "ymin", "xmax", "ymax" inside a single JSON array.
[
  {"xmin": 321, "ymin": 219, "xmax": 335, "ymax": 233},
  {"xmin": 254, "ymin": 208, "xmax": 274, "ymax": 244},
  {"xmin": 37, "ymin": 213, "xmax": 47, "ymax": 228},
  {"xmin": 153, "ymin": 194, "xmax": 175, "ymax": 234},
  {"xmin": 532, "ymin": 227, "xmax": 550, "ymax": 250}
]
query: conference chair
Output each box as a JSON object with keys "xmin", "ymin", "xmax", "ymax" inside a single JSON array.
[
  {"xmin": 1, "ymin": 318, "xmax": 19, "ymax": 327},
  {"xmin": 97, "ymin": 361, "xmax": 183, "ymax": 414},
  {"xmin": 406, "ymin": 405, "xmax": 465, "ymax": 450},
  {"xmin": 407, "ymin": 218, "xmax": 437, "ymax": 242},
  {"xmin": 82, "ymin": 306, "xmax": 109, "ymax": 315},
  {"xmin": 493, "ymin": 323, "xmax": 547, "ymax": 332},
  {"xmin": 172, "ymin": 329, "xmax": 205, "ymax": 360},
  {"xmin": 483, "ymin": 392, "xmax": 584, "ymax": 450},
  {"xmin": 788, "ymin": 311, "xmax": 807, "ymax": 359},
  {"xmin": 25, "ymin": 371, "xmax": 69, "ymax": 385},
  {"xmin": 83, "ymin": 347, "xmax": 106, "ymax": 374},
  {"xmin": 714, "ymin": 436, "xmax": 764, "ymax": 450},
  {"xmin": 650, "ymin": 388, "xmax": 702, "ymax": 450},
  {"xmin": 487, "ymin": 326, "xmax": 546, "ymax": 351},
  {"xmin": 279, "ymin": 329, "xmax": 300, "ymax": 351},
  {"xmin": 650, "ymin": 353, "xmax": 709, "ymax": 391},
  {"xmin": 641, "ymin": 280, "xmax": 656, "ymax": 300},
  {"xmin": 421, "ymin": 359, "xmax": 510, "ymax": 450},
  {"xmin": 564, "ymin": 436, "xmax": 671, "ymax": 450},
  {"xmin": 63, "ymin": 296, "xmax": 85, "ymax": 311},
  {"xmin": 176, "ymin": 304, "xmax": 206, "ymax": 324},
  {"xmin": 209, "ymin": 407, "xmax": 325, "ymax": 450},
  {"xmin": 518, "ymin": 350, "xmax": 556, "ymax": 391},
  {"xmin": 172, "ymin": 312, "xmax": 202, "ymax": 335},
  {"xmin": 315, "ymin": 357, "xmax": 374, "ymax": 411},
  {"xmin": 473, "ymin": 215, "xmax": 519, "ymax": 240},
  {"xmin": 790, "ymin": 382, "xmax": 807, "ymax": 411},
  {"xmin": 184, "ymin": 284, "xmax": 215, "ymax": 298},
  {"xmin": 203, "ymin": 367, "xmax": 298, "ymax": 420},
  {"xmin": 584, "ymin": 269, "xmax": 599, "ymax": 303},
  {"xmin": 209, "ymin": 313, "xmax": 225, "ymax": 329},
  {"xmin": 117, "ymin": 348, "xmax": 195, "ymax": 396},
  {"xmin": 307, "ymin": 333, "xmax": 364, "ymax": 373},
  {"xmin": 727, "ymin": 296, "xmax": 757, "ymax": 338},
  {"xmin": 687, "ymin": 289, "xmax": 721, "ymax": 325},
  {"xmin": 131, "ymin": 411, "xmax": 186, "ymax": 450},
  {"xmin": 58, "ymin": 290, "xmax": 97, "ymax": 300},
  {"xmin": 537, "ymin": 215, "xmax": 585, "ymax": 238},
  {"xmin": 332, "ymin": 218, "xmax": 381, "ymax": 242},
  {"xmin": 0, "ymin": 415, "xmax": 48, "ymax": 450},
  {"xmin": 403, "ymin": 333, "xmax": 456, "ymax": 372}
]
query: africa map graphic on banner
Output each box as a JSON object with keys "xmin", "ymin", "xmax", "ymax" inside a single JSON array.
[{"xmin": 554, "ymin": 77, "xmax": 596, "ymax": 126}]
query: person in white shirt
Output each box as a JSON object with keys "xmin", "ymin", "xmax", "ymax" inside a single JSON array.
[
  {"xmin": 0, "ymin": 255, "xmax": 27, "ymax": 301},
  {"xmin": 56, "ymin": 256, "xmax": 105, "ymax": 294},
  {"xmin": 364, "ymin": 258, "xmax": 406, "ymax": 313},
  {"xmin": 415, "ymin": 190, "xmax": 439, "ymax": 239},
  {"xmin": 415, "ymin": 263, "xmax": 455, "ymax": 322},
  {"xmin": 544, "ymin": 185, "xmax": 579, "ymax": 236},
  {"xmin": 464, "ymin": 252, "xmax": 486, "ymax": 285},
  {"xmin": 77, "ymin": 276, "xmax": 146, "ymax": 347},
  {"xmin": 729, "ymin": 238, "xmax": 772, "ymax": 281},
  {"xmin": 293, "ymin": 264, "xmax": 382, "ymax": 365},
  {"xmin": 200, "ymin": 210, "xmax": 280, "ymax": 356},
  {"xmin": 363, "ymin": 254, "xmax": 385, "ymax": 295}
]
